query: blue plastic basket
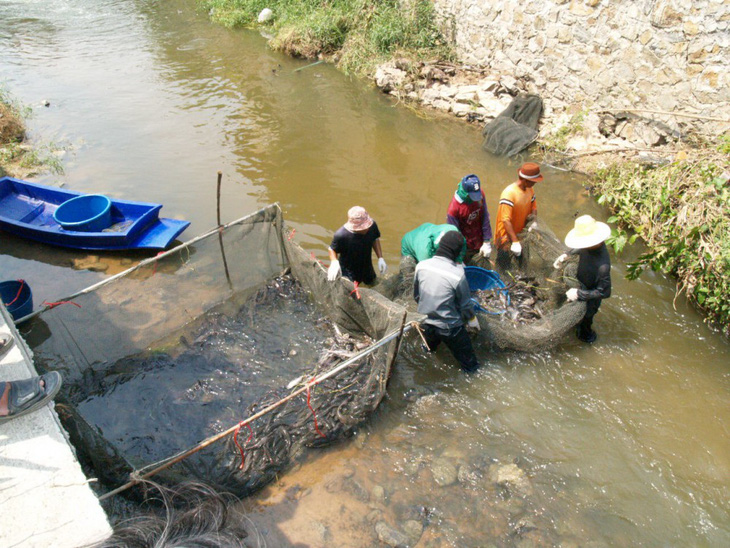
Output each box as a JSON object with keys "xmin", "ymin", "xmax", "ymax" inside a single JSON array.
[
  {"xmin": 53, "ymin": 194, "xmax": 112, "ymax": 232},
  {"xmin": 0, "ymin": 279, "xmax": 33, "ymax": 321},
  {"xmin": 464, "ymin": 266, "xmax": 510, "ymax": 315}
]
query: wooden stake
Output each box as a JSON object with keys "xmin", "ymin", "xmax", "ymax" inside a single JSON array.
[{"xmin": 216, "ymin": 171, "xmax": 223, "ymax": 227}]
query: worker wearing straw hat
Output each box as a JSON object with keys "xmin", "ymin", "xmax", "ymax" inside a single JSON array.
[
  {"xmin": 328, "ymin": 206, "xmax": 387, "ymax": 284},
  {"xmin": 554, "ymin": 215, "xmax": 612, "ymax": 343},
  {"xmin": 494, "ymin": 162, "xmax": 542, "ymax": 273}
]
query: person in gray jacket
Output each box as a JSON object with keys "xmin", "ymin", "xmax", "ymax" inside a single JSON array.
[{"xmin": 413, "ymin": 230, "xmax": 481, "ymax": 372}]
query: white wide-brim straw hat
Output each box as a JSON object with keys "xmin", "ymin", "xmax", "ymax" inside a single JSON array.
[
  {"xmin": 344, "ymin": 206, "xmax": 374, "ymax": 232},
  {"xmin": 564, "ymin": 215, "xmax": 611, "ymax": 249}
]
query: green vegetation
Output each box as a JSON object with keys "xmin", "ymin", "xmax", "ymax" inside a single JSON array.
[
  {"xmin": 0, "ymin": 87, "xmax": 63, "ymax": 177},
  {"xmin": 541, "ymin": 110, "xmax": 587, "ymax": 153},
  {"xmin": 200, "ymin": 0, "xmax": 453, "ymax": 75},
  {"xmin": 594, "ymin": 141, "xmax": 730, "ymax": 335}
]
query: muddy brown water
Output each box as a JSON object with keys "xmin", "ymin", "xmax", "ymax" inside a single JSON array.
[{"xmin": 1, "ymin": 0, "xmax": 728, "ymax": 545}]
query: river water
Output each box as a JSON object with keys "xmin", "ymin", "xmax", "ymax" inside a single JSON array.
[{"xmin": 1, "ymin": 0, "xmax": 728, "ymax": 546}]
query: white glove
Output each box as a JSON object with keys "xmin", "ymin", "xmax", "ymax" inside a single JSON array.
[
  {"xmin": 479, "ymin": 242, "xmax": 492, "ymax": 257},
  {"xmin": 378, "ymin": 257, "xmax": 387, "ymax": 274},
  {"xmin": 510, "ymin": 241, "xmax": 522, "ymax": 256},
  {"xmin": 566, "ymin": 288, "xmax": 579, "ymax": 302},
  {"xmin": 528, "ymin": 222, "xmax": 538, "ymax": 232},
  {"xmin": 553, "ymin": 253, "xmax": 568, "ymax": 269},
  {"xmin": 327, "ymin": 260, "xmax": 341, "ymax": 281},
  {"xmin": 466, "ymin": 316, "xmax": 480, "ymax": 331}
]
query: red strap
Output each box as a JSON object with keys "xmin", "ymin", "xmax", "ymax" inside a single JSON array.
[
  {"xmin": 306, "ymin": 384, "xmax": 326, "ymax": 438},
  {"xmin": 42, "ymin": 300, "xmax": 81, "ymax": 310},
  {"xmin": 3, "ymin": 279, "xmax": 25, "ymax": 307},
  {"xmin": 287, "ymin": 228, "xmax": 296, "ymax": 241},
  {"xmin": 233, "ymin": 422, "xmax": 254, "ymax": 470},
  {"xmin": 151, "ymin": 251, "xmax": 165, "ymax": 276},
  {"xmin": 350, "ymin": 281, "xmax": 361, "ymax": 300}
]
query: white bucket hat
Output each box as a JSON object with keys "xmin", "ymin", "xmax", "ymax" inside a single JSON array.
[
  {"xmin": 344, "ymin": 206, "xmax": 374, "ymax": 232},
  {"xmin": 564, "ymin": 215, "xmax": 611, "ymax": 249}
]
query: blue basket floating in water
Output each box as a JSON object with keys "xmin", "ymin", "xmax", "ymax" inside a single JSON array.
[
  {"xmin": 0, "ymin": 279, "xmax": 33, "ymax": 321},
  {"xmin": 464, "ymin": 266, "xmax": 510, "ymax": 315},
  {"xmin": 53, "ymin": 194, "xmax": 112, "ymax": 232}
]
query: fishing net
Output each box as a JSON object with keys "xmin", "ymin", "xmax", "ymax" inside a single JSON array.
[
  {"xmin": 378, "ymin": 220, "xmax": 585, "ymax": 352},
  {"xmin": 476, "ymin": 220, "xmax": 586, "ymax": 351},
  {"xmin": 481, "ymin": 94, "xmax": 543, "ymax": 157},
  {"xmin": 19, "ymin": 205, "xmax": 407, "ymax": 497}
]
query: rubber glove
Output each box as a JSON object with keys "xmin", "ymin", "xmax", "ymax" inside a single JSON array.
[
  {"xmin": 528, "ymin": 222, "xmax": 538, "ymax": 232},
  {"xmin": 378, "ymin": 257, "xmax": 388, "ymax": 274},
  {"xmin": 479, "ymin": 242, "xmax": 492, "ymax": 257},
  {"xmin": 566, "ymin": 288, "xmax": 579, "ymax": 302},
  {"xmin": 553, "ymin": 253, "xmax": 568, "ymax": 269},
  {"xmin": 510, "ymin": 241, "xmax": 522, "ymax": 256},
  {"xmin": 327, "ymin": 260, "xmax": 341, "ymax": 281},
  {"xmin": 466, "ymin": 316, "xmax": 480, "ymax": 331}
]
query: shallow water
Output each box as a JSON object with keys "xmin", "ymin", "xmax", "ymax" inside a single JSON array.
[{"xmin": 1, "ymin": 0, "xmax": 728, "ymax": 545}]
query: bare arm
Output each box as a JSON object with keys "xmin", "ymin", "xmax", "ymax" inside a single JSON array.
[
  {"xmin": 328, "ymin": 247, "xmax": 338, "ymax": 262},
  {"xmin": 372, "ymin": 238, "xmax": 383, "ymax": 259},
  {"xmin": 503, "ymin": 218, "xmax": 518, "ymax": 244}
]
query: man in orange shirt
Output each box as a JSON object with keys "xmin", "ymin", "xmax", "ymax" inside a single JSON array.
[{"xmin": 494, "ymin": 162, "xmax": 543, "ymax": 272}]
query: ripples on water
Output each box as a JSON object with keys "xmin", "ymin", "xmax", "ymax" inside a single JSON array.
[{"xmin": 1, "ymin": 0, "xmax": 729, "ymax": 545}]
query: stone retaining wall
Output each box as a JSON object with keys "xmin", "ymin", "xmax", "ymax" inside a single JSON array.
[{"xmin": 431, "ymin": 0, "xmax": 729, "ymax": 136}]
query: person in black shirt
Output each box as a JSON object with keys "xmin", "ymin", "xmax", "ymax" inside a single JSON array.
[
  {"xmin": 327, "ymin": 206, "xmax": 387, "ymax": 284},
  {"xmin": 554, "ymin": 215, "xmax": 612, "ymax": 343}
]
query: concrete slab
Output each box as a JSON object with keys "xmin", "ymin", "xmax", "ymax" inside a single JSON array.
[{"xmin": 0, "ymin": 304, "xmax": 112, "ymax": 548}]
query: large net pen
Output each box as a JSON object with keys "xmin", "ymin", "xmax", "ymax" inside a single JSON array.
[{"xmin": 18, "ymin": 204, "xmax": 408, "ymax": 498}]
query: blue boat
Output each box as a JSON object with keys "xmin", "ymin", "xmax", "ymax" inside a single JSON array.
[{"xmin": 0, "ymin": 177, "xmax": 190, "ymax": 250}]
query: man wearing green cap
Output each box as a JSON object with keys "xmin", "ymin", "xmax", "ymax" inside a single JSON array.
[{"xmin": 446, "ymin": 174, "xmax": 492, "ymax": 263}]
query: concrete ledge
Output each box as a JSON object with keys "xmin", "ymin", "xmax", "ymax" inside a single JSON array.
[{"xmin": 0, "ymin": 304, "xmax": 111, "ymax": 547}]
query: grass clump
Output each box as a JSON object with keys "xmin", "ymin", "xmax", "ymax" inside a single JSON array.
[
  {"xmin": 1, "ymin": 87, "xmax": 64, "ymax": 177},
  {"xmin": 593, "ymin": 141, "xmax": 730, "ymax": 335},
  {"xmin": 200, "ymin": 0, "xmax": 453, "ymax": 75}
]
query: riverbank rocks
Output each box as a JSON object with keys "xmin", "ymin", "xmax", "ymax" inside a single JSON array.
[
  {"xmin": 372, "ymin": 0, "xmax": 727, "ymax": 171},
  {"xmin": 490, "ymin": 463, "xmax": 533, "ymax": 497},
  {"xmin": 431, "ymin": 457, "xmax": 458, "ymax": 486},
  {"xmin": 375, "ymin": 521, "xmax": 411, "ymax": 548}
]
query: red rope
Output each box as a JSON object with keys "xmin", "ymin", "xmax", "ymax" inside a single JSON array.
[
  {"xmin": 3, "ymin": 279, "xmax": 25, "ymax": 307},
  {"xmin": 233, "ymin": 422, "xmax": 254, "ymax": 470},
  {"xmin": 151, "ymin": 251, "xmax": 165, "ymax": 276},
  {"xmin": 350, "ymin": 281, "xmax": 361, "ymax": 300},
  {"xmin": 306, "ymin": 384, "xmax": 326, "ymax": 438},
  {"xmin": 42, "ymin": 300, "xmax": 82, "ymax": 310},
  {"xmin": 287, "ymin": 228, "xmax": 296, "ymax": 241},
  {"xmin": 309, "ymin": 252, "xmax": 324, "ymax": 267}
]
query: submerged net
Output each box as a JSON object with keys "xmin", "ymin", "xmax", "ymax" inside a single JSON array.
[
  {"xmin": 20, "ymin": 205, "xmax": 407, "ymax": 496},
  {"xmin": 378, "ymin": 220, "xmax": 585, "ymax": 352}
]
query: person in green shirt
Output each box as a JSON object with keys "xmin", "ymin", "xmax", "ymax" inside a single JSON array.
[{"xmin": 401, "ymin": 223, "xmax": 466, "ymax": 263}]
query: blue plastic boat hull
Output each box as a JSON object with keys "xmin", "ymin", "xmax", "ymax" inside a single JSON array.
[{"xmin": 0, "ymin": 177, "xmax": 190, "ymax": 250}]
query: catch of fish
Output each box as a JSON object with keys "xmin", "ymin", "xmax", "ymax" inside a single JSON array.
[{"xmin": 473, "ymin": 275, "xmax": 546, "ymax": 324}]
